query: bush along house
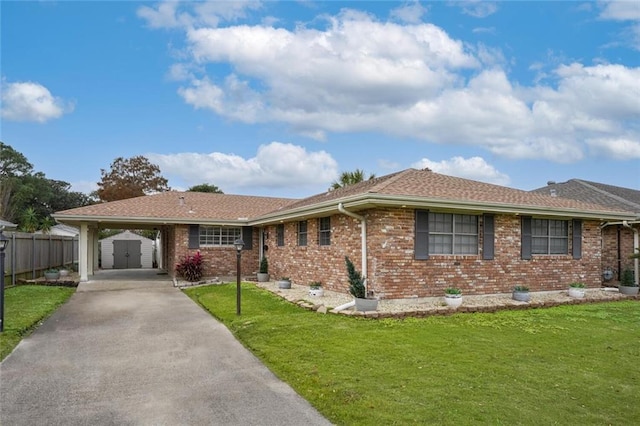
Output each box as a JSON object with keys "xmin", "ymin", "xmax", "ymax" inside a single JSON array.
[{"xmin": 53, "ymin": 169, "xmax": 637, "ymax": 299}]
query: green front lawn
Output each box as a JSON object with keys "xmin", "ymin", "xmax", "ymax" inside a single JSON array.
[
  {"xmin": 186, "ymin": 283, "xmax": 640, "ymax": 425},
  {"xmin": 0, "ymin": 285, "xmax": 75, "ymax": 361}
]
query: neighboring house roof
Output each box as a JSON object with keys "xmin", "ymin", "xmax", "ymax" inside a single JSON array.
[
  {"xmin": 36, "ymin": 224, "xmax": 80, "ymax": 236},
  {"xmin": 53, "ymin": 191, "xmax": 297, "ymax": 227},
  {"xmin": 255, "ymin": 169, "xmax": 636, "ymax": 224},
  {"xmin": 0, "ymin": 219, "xmax": 18, "ymax": 230},
  {"xmin": 53, "ymin": 170, "xmax": 636, "ymax": 228},
  {"xmin": 531, "ymin": 179, "xmax": 640, "ymax": 215}
]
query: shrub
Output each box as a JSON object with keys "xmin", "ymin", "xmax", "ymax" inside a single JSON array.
[
  {"xmin": 345, "ymin": 256, "xmax": 366, "ymax": 298},
  {"xmin": 569, "ymin": 282, "xmax": 586, "ymax": 288},
  {"xmin": 445, "ymin": 287, "xmax": 462, "ymax": 295},
  {"xmin": 259, "ymin": 257, "xmax": 269, "ymax": 274},
  {"xmin": 513, "ymin": 285, "xmax": 530, "ymax": 292},
  {"xmin": 310, "ymin": 281, "xmax": 322, "ymax": 289},
  {"xmin": 620, "ymin": 269, "xmax": 636, "ymax": 287},
  {"xmin": 176, "ymin": 252, "xmax": 204, "ymax": 282}
]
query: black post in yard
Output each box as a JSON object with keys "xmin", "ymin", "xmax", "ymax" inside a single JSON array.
[
  {"xmin": 234, "ymin": 239, "xmax": 244, "ymax": 316},
  {"xmin": 0, "ymin": 229, "xmax": 10, "ymax": 332}
]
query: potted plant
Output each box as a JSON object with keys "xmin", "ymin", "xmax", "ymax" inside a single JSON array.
[
  {"xmin": 568, "ymin": 282, "xmax": 586, "ymax": 298},
  {"xmin": 512, "ymin": 285, "xmax": 531, "ymax": 302},
  {"xmin": 257, "ymin": 257, "xmax": 270, "ymax": 282},
  {"xmin": 444, "ymin": 287, "xmax": 463, "ymax": 308},
  {"xmin": 277, "ymin": 277, "xmax": 291, "ymax": 289},
  {"xmin": 346, "ymin": 256, "xmax": 377, "ymax": 311},
  {"xmin": 309, "ymin": 281, "xmax": 324, "ymax": 297},
  {"xmin": 619, "ymin": 269, "xmax": 639, "ymax": 295},
  {"xmin": 44, "ymin": 268, "xmax": 60, "ymax": 281}
]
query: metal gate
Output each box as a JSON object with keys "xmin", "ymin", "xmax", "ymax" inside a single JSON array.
[{"xmin": 113, "ymin": 240, "xmax": 142, "ymax": 269}]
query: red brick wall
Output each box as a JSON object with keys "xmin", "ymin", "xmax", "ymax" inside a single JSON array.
[
  {"xmin": 171, "ymin": 225, "xmax": 259, "ymax": 279},
  {"xmin": 602, "ymin": 225, "xmax": 637, "ymax": 281},
  {"xmin": 263, "ymin": 208, "xmax": 604, "ymax": 299}
]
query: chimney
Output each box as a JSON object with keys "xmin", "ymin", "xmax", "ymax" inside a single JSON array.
[{"xmin": 178, "ymin": 196, "xmax": 185, "ymax": 206}]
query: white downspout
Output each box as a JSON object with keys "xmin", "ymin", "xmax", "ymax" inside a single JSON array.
[
  {"xmin": 622, "ymin": 221, "xmax": 639, "ymax": 286},
  {"xmin": 336, "ymin": 203, "xmax": 368, "ymax": 314}
]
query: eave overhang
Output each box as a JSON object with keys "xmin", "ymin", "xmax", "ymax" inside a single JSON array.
[{"xmin": 249, "ymin": 194, "xmax": 636, "ymax": 225}]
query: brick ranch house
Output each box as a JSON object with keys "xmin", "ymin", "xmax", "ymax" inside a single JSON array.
[
  {"xmin": 53, "ymin": 169, "xmax": 638, "ymax": 299},
  {"xmin": 532, "ymin": 179, "xmax": 640, "ymax": 286}
]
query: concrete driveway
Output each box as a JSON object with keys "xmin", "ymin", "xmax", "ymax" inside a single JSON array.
[{"xmin": 0, "ymin": 272, "xmax": 332, "ymax": 425}]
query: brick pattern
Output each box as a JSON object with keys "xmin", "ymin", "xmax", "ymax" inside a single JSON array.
[
  {"xmin": 170, "ymin": 224, "xmax": 259, "ymax": 279},
  {"xmin": 262, "ymin": 208, "xmax": 605, "ymax": 299},
  {"xmin": 601, "ymin": 225, "xmax": 636, "ymax": 281},
  {"xmin": 168, "ymin": 209, "xmax": 608, "ymax": 299}
]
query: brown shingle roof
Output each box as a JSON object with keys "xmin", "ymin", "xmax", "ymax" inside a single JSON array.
[
  {"xmin": 276, "ymin": 169, "xmax": 634, "ymax": 216},
  {"xmin": 54, "ymin": 191, "xmax": 297, "ymax": 222}
]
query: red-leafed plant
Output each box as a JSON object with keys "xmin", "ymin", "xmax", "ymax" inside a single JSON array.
[{"xmin": 176, "ymin": 251, "xmax": 204, "ymax": 282}]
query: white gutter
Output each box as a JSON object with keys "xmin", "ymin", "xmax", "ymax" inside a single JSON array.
[
  {"xmin": 622, "ymin": 221, "xmax": 640, "ymax": 286},
  {"xmin": 335, "ymin": 203, "xmax": 367, "ymax": 313}
]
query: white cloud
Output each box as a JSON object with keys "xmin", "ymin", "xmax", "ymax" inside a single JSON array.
[
  {"xmin": 1, "ymin": 80, "xmax": 72, "ymax": 123},
  {"xmin": 137, "ymin": 0, "xmax": 262, "ymax": 29},
  {"xmin": 598, "ymin": 0, "xmax": 640, "ymax": 21},
  {"xmin": 146, "ymin": 6, "xmax": 640, "ymax": 164},
  {"xmin": 146, "ymin": 142, "xmax": 338, "ymax": 192},
  {"xmin": 586, "ymin": 137, "xmax": 640, "ymax": 160},
  {"xmin": 411, "ymin": 156, "xmax": 510, "ymax": 185},
  {"xmin": 390, "ymin": 1, "xmax": 428, "ymax": 24},
  {"xmin": 458, "ymin": 1, "xmax": 499, "ymax": 18}
]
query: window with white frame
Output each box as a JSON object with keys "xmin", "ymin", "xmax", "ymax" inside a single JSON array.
[
  {"xmin": 531, "ymin": 219, "xmax": 568, "ymax": 254},
  {"xmin": 318, "ymin": 217, "xmax": 331, "ymax": 246},
  {"xmin": 199, "ymin": 226, "xmax": 242, "ymax": 246},
  {"xmin": 297, "ymin": 220, "xmax": 308, "ymax": 246},
  {"xmin": 428, "ymin": 213, "xmax": 478, "ymax": 255}
]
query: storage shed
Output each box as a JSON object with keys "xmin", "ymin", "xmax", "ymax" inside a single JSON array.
[{"xmin": 100, "ymin": 230, "xmax": 154, "ymax": 269}]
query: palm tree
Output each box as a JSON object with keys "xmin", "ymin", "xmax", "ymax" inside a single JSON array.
[{"xmin": 330, "ymin": 169, "xmax": 376, "ymax": 190}]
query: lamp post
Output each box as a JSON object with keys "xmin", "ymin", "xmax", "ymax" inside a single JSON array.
[
  {"xmin": 234, "ymin": 238, "xmax": 245, "ymax": 315},
  {"xmin": 0, "ymin": 229, "xmax": 10, "ymax": 332}
]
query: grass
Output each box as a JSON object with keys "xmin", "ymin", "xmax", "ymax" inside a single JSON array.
[
  {"xmin": 0, "ymin": 285, "xmax": 75, "ymax": 361},
  {"xmin": 185, "ymin": 283, "xmax": 640, "ymax": 425}
]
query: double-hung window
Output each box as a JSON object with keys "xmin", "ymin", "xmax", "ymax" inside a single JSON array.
[
  {"xmin": 428, "ymin": 213, "xmax": 478, "ymax": 255},
  {"xmin": 199, "ymin": 226, "xmax": 242, "ymax": 246},
  {"xmin": 318, "ymin": 217, "xmax": 331, "ymax": 246},
  {"xmin": 297, "ymin": 220, "xmax": 308, "ymax": 246},
  {"xmin": 531, "ymin": 219, "xmax": 568, "ymax": 254}
]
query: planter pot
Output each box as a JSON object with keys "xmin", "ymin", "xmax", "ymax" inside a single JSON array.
[
  {"xmin": 444, "ymin": 295, "xmax": 463, "ymax": 309},
  {"xmin": 257, "ymin": 273, "xmax": 270, "ymax": 282},
  {"xmin": 277, "ymin": 280, "xmax": 291, "ymax": 289},
  {"xmin": 59, "ymin": 269, "xmax": 70, "ymax": 278},
  {"xmin": 354, "ymin": 297, "xmax": 378, "ymax": 312},
  {"xmin": 44, "ymin": 271, "xmax": 60, "ymax": 281},
  {"xmin": 309, "ymin": 288, "xmax": 324, "ymax": 297},
  {"xmin": 512, "ymin": 291, "xmax": 531, "ymax": 302},
  {"xmin": 568, "ymin": 287, "xmax": 585, "ymax": 298},
  {"xmin": 619, "ymin": 285, "xmax": 639, "ymax": 296}
]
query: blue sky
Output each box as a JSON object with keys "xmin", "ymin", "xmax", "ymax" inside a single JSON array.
[{"xmin": 2, "ymin": 1, "xmax": 639, "ymax": 198}]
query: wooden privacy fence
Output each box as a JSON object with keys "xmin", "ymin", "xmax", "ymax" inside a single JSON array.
[{"xmin": 2, "ymin": 231, "xmax": 79, "ymax": 286}]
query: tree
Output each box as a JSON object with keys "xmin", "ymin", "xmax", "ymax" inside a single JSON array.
[
  {"xmin": 330, "ymin": 169, "xmax": 376, "ymax": 190},
  {"xmin": 0, "ymin": 141, "xmax": 34, "ymax": 220},
  {"xmin": 187, "ymin": 183, "xmax": 224, "ymax": 193},
  {"xmin": 95, "ymin": 156, "xmax": 170, "ymax": 202}
]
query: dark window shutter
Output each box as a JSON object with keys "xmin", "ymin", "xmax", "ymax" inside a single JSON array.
[
  {"xmin": 483, "ymin": 214, "xmax": 495, "ymax": 260},
  {"xmin": 188, "ymin": 225, "xmax": 199, "ymax": 249},
  {"xmin": 415, "ymin": 210, "xmax": 429, "ymax": 260},
  {"xmin": 572, "ymin": 219, "xmax": 582, "ymax": 259},
  {"xmin": 521, "ymin": 216, "xmax": 532, "ymax": 260},
  {"xmin": 242, "ymin": 226, "xmax": 253, "ymax": 250}
]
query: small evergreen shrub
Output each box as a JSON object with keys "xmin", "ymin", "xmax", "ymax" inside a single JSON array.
[
  {"xmin": 176, "ymin": 252, "xmax": 204, "ymax": 282},
  {"xmin": 620, "ymin": 269, "xmax": 636, "ymax": 287},
  {"xmin": 259, "ymin": 257, "xmax": 269, "ymax": 274},
  {"xmin": 345, "ymin": 256, "xmax": 366, "ymax": 298}
]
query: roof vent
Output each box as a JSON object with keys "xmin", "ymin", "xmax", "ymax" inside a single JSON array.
[
  {"xmin": 179, "ymin": 196, "xmax": 185, "ymax": 206},
  {"xmin": 550, "ymin": 189, "xmax": 557, "ymax": 197},
  {"xmin": 547, "ymin": 181, "xmax": 556, "ymax": 185}
]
